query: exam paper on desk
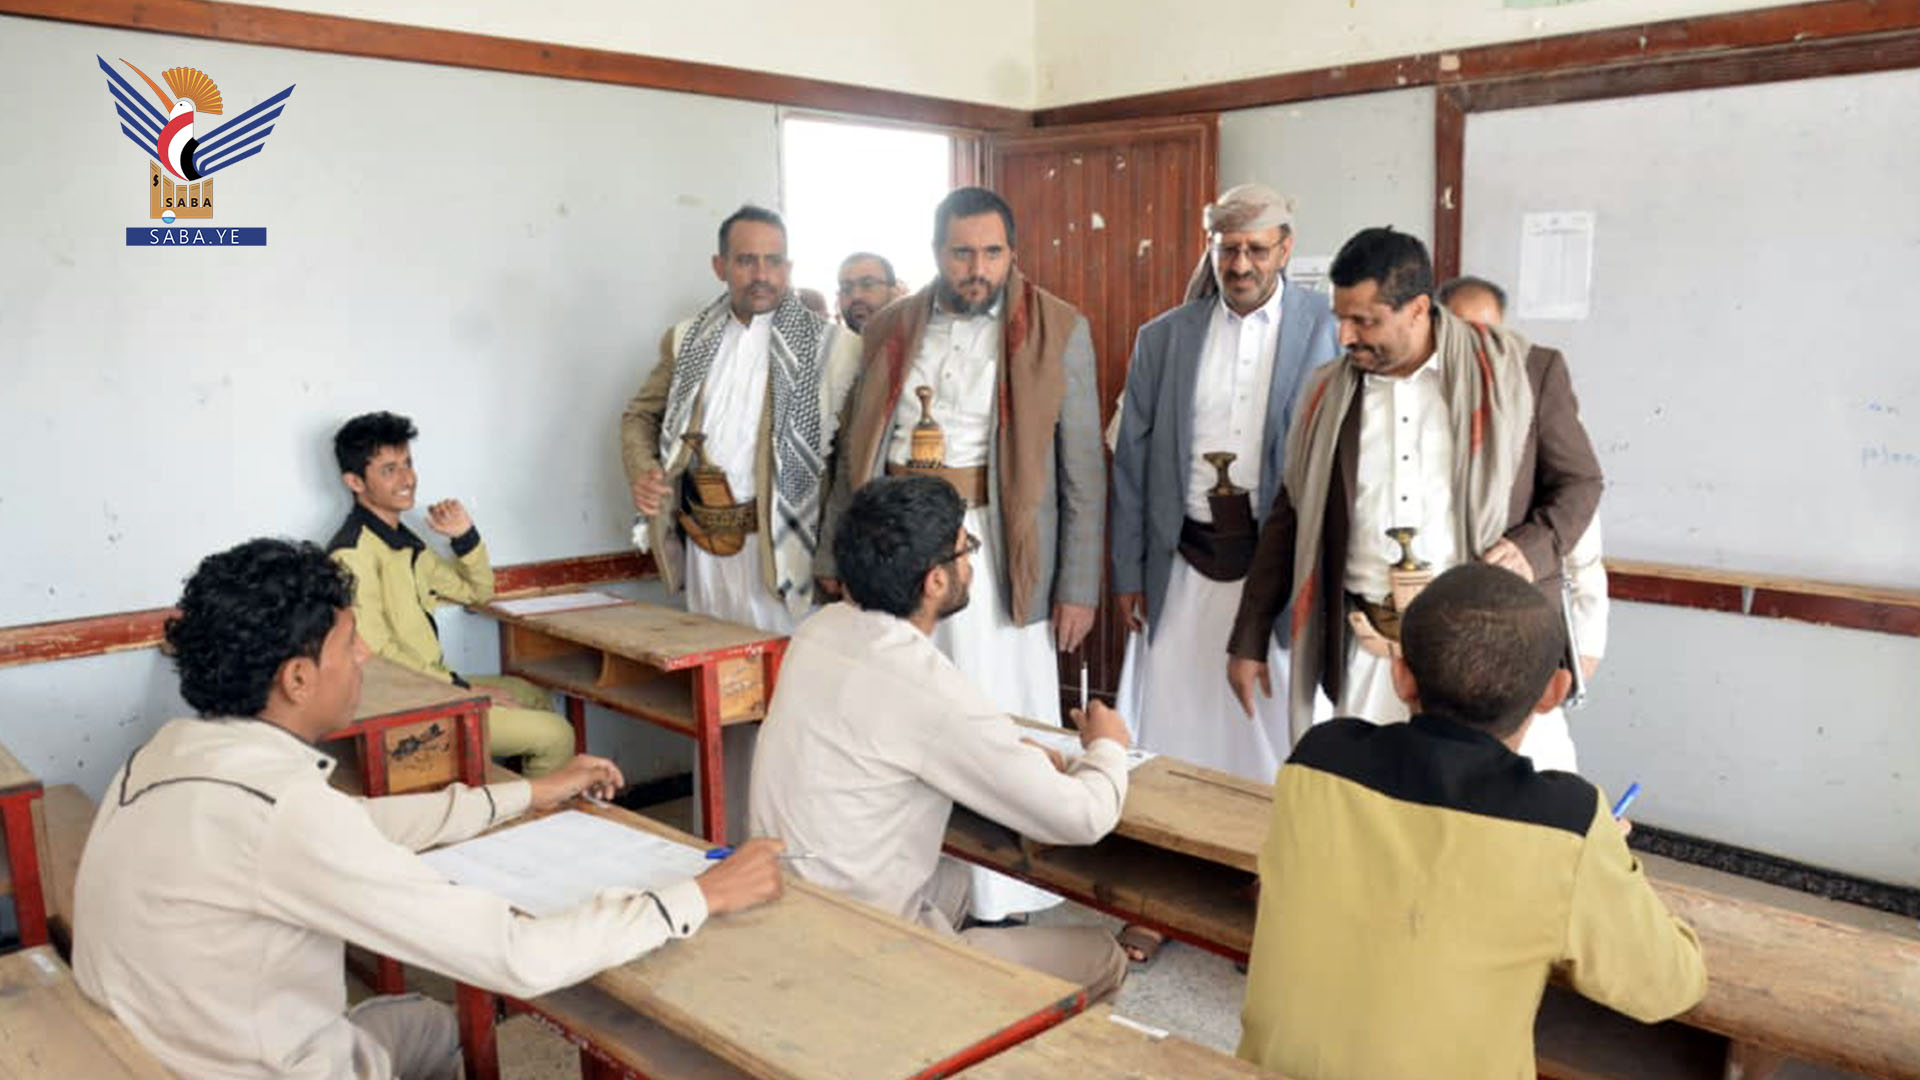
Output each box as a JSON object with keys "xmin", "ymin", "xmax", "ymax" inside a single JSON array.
[
  {"xmin": 490, "ymin": 591, "xmax": 630, "ymax": 617},
  {"xmin": 420, "ymin": 810, "xmax": 711, "ymax": 917},
  {"xmin": 1019, "ymin": 728, "xmax": 1156, "ymax": 771}
]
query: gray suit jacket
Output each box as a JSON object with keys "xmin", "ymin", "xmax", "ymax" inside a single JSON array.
[{"xmin": 1110, "ymin": 286, "xmax": 1339, "ymax": 639}]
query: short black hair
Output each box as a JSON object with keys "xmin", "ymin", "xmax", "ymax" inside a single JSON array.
[
  {"xmin": 718, "ymin": 204, "xmax": 786, "ymax": 256},
  {"xmin": 839, "ymin": 251, "xmax": 897, "ymax": 285},
  {"xmin": 833, "ymin": 476, "xmax": 967, "ymax": 619},
  {"xmin": 1437, "ymin": 275, "xmax": 1508, "ymax": 316},
  {"xmin": 1329, "ymin": 227, "xmax": 1433, "ymax": 310},
  {"xmin": 1400, "ymin": 564, "xmax": 1566, "ymax": 738},
  {"xmin": 164, "ymin": 538, "xmax": 355, "ymax": 718},
  {"xmin": 334, "ymin": 411, "xmax": 416, "ymax": 477},
  {"xmin": 934, "ymin": 187, "xmax": 1017, "ymax": 251}
]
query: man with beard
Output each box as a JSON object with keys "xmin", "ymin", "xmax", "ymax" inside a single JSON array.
[
  {"xmin": 836, "ymin": 251, "xmax": 904, "ymax": 333},
  {"xmin": 750, "ymin": 476, "xmax": 1131, "ymax": 1001},
  {"xmin": 1227, "ymin": 228, "xmax": 1603, "ymax": 771},
  {"xmin": 622, "ymin": 204, "xmax": 862, "ymax": 838},
  {"xmin": 1111, "ymin": 183, "xmax": 1338, "ymax": 784},
  {"xmin": 814, "ymin": 187, "xmax": 1105, "ymax": 921}
]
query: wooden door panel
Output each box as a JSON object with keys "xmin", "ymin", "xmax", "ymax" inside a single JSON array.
[{"xmin": 987, "ymin": 117, "xmax": 1218, "ymax": 718}]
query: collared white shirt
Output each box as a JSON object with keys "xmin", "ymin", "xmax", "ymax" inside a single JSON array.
[
  {"xmin": 1344, "ymin": 351, "xmax": 1462, "ymax": 602},
  {"xmin": 700, "ymin": 312, "xmax": 773, "ymax": 498},
  {"xmin": 74, "ymin": 718, "xmax": 707, "ymax": 1080},
  {"xmin": 749, "ymin": 602, "xmax": 1128, "ymax": 930},
  {"xmin": 886, "ymin": 300, "xmax": 1003, "ymax": 468},
  {"xmin": 1187, "ymin": 283, "xmax": 1284, "ymax": 520}
]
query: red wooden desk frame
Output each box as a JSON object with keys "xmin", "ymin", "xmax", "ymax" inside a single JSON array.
[
  {"xmin": 487, "ymin": 607, "xmax": 788, "ymax": 843},
  {"xmin": 1, "ymin": 778, "xmax": 48, "ymax": 949},
  {"xmin": 455, "ymin": 981, "xmax": 1085, "ymax": 1080},
  {"xmin": 321, "ymin": 692, "xmax": 488, "ymax": 994}
]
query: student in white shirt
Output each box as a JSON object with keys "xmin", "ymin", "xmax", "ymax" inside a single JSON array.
[{"xmin": 74, "ymin": 538, "xmax": 784, "ymax": 1080}]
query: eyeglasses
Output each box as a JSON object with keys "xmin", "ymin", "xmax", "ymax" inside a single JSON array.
[
  {"xmin": 837, "ymin": 276, "xmax": 892, "ymax": 295},
  {"xmin": 1212, "ymin": 242, "xmax": 1278, "ymax": 264},
  {"xmin": 929, "ymin": 531, "xmax": 981, "ymax": 574}
]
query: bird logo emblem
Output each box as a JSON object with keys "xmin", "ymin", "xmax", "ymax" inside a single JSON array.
[{"xmin": 99, "ymin": 56, "xmax": 295, "ymax": 223}]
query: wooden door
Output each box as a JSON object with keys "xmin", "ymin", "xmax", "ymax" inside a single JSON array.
[{"xmin": 986, "ymin": 116, "xmax": 1218, "ymax": 718}]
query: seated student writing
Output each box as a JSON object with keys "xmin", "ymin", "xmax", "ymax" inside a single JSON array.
[
  {"xmin": 750, "ymin": 475, "xmax": 1132, "ymax": 1001},
  {"xmin": 328, "ymin": 410, "xmax": 573, "ymax": 776},
  {"xmin": 1239, "ymin": 563, "xmax": 1706, "ymax": 1079},
  {"xmin": 73, "ymin": 538, "xmax": 783, "ymax": 1080}
]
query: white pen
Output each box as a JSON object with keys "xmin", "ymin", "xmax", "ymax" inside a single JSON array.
[{"xmin": 1079, "ymin": 660, "xmax": 1090, "ymax": 710}]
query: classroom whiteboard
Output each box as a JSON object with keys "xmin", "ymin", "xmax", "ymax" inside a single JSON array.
[
  {"xmin": 0, "ymin": 16, "xmax": 781, "ymax": 624},
  {"xmin": 1462, "ymin": 68, "xmax": 1920, "ymax": 587}
]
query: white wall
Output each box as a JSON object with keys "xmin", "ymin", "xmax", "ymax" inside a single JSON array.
[
  {"xmin": 242, "ymin": 0, "xmax": 1037, "ymax": 109},
  {"xmin": 0, "ymin": 16, "xmax": 784, "ymax": 790},
  {"xmin": 1579, "ymin": 602, "xmax": 1920, "ymax": 888},
  {"xmin": 1035, "ymin": 0, "xmax": 1818, "ymax": 107}
]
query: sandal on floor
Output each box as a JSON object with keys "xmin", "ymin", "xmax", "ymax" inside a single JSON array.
[{"xmin": 1117, "ymin": 924, "xmax": 1166, "ymax": 966}]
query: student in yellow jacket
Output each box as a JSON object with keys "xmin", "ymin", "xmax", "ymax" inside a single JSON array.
[
  {"xmin": 1239, "ymin": 563, "xmax": 1706, "ymax": 1079},
  {"xmin": 327, "ymin": 412, "xmax": 573, "ymax": 777}
]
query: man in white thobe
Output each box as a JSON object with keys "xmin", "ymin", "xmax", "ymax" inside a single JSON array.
[
  {"xmin": 816, "ymin": 187, "xmax": 1107, "ymax": 920},
  {"xmin": 621, "ymin": 204, "xmax": 861, "ymax": 838},
  {"xmin": 1111, "ymin": 184, "xmax": 1338, "ymax": 784}
]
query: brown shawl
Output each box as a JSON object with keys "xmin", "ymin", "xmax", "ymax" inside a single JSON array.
[{"xmin": 840, "ymin": 265, "xmax": 1079, "ymax": 618}]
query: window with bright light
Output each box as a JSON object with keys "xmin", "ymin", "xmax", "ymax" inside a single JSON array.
[{"xmin": 780, "ymin": 115, "xmax": 954, "ymax": 315}]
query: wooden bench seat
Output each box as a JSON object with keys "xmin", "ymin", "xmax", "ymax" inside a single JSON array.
[{"xmin": 0, "ymin": 945, "xmax": 170, "ymax": 1077}]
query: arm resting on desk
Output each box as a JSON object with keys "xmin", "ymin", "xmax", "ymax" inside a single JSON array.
[
  {"xmin": 923, "ymin": 714, "xmax": 1129, "ymax": 846},
  {"xmin": 263, "ymin": 786, "xmax": 708, "ymax": 999},
  {"xmin": 1559, "ymin": 796, "xmax": 1708, "ymax": 1023},
  {"xmin": 360, "ymin": 781, "xmax": 533, "ymax": 852}
]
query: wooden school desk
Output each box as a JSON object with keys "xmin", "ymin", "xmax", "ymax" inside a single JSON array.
[
  {"xmin": 0, "ymin": 737, "xmax": 48, "ymax": 949},
  {"xmin": 454, "ymin": 802, "xmax": 1086, "ymax": 1080},
  {"xmin": 0, "ymin": 946, "xmax": 171, "ymax": 1078},
  {"xmin": 476, "ymin": 596, "xmax": 786, "ymax": 841},
  {"xmin": 956, "ymin": 1004, "xmax": 1282, "ymax": 1078},
  {"xmin": 320, "ymin": 656, "xmax": 490, "ymax": 797},
  {"xmin": 946, "ymin": 751, "xmax": 1920, "ymax": 1079},
  {"xmin": 944, "ymin": 750, "xmax": 1263, "ymax": 961}
]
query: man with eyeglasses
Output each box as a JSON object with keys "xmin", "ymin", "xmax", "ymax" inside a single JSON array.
[
  {"xmin": 751, "ymin": 475, "xmax": 1132, "ymax": 1001},
  {"xmin": 1111, "ymin": 184, "xmax": 1338, "ymax": 781},
  {"xmin": 621, "ymin": 203, "xmax": 862, "ymax": 838},
  {"xmin": 815, "ymin": 187, "xmax": 1107, "ymax": 923},
  {"xmin": 836, "ymin": 251, "xmax": 906, "ymax": 333}
]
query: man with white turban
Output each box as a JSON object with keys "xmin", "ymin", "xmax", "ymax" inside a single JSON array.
[{"xmin": 1111, "ymin": 184, "xmax": 1339, "ymax": 785}]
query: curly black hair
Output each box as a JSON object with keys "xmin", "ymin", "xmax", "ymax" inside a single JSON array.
[
  {"xmin": 833, "ymin": 475, "xmax": 967, "ymax": 619},
  {"xmin": 333, "ymin": 411, "xmax": 417, "ymax": 476},
  {"xmin": 164, "ymin": 538, "xmax": 355, "ymax": 718}
]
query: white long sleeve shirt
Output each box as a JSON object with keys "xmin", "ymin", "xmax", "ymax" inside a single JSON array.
[
  {"xmin": 886, "ymin": 302, "xmax": 1003, "ymax": 468},
  {"xmin": 1344, "ymin": 352, "xmax": 1462, "ymax": 602},
  {"xmin": 748, "ymin": 602, "xmax": 1128, "ymax": 928},
  {"xmin": 73, "ymin": 717, "xmax": 707, "ymax": 1080},
  {"xmin": 1187, "ymin": 286, "xmax": 1283, "ymax": 521},
  {"xmin": 699, "ymin": 313, "xmax": 773, "ymax": 498}
]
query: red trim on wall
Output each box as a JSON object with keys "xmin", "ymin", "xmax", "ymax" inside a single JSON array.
[
  {"xmin": 1750, "ymin": 589, "xmax": 1920, "ymax": 637},
  {"xmin": 0, "ymin": 550, "xmax": 657, "ymax": 669},
  {"xmin": 0, "ymin": 0, "xmax": 1029, "ymax": 131},
  {"xmin": 1606, "ymin": 570, "xmax": 1745, "ymax": 613}
]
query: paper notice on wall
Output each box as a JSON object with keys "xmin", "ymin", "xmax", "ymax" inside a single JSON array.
[{"xmin": 1516, "ymin": 211, "xmax": 1595, "ymax": 320}]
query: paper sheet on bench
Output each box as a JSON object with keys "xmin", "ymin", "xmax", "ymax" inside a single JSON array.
[
  {"xmin": 492, "ymin": 591, "xmax": 629, "ymax": 617},
  {"xmin": 1018, "ymin": 727, "xmax": 1156, "ymax": 771},
  {"xmin": 421, "ymin": 811, "xmax": 710, "ymax": 917}
]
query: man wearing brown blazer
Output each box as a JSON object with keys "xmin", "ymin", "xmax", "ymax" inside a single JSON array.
[{"xmin": 1227, "ymin": 228, "xmax": 1602, "ymax": 771}]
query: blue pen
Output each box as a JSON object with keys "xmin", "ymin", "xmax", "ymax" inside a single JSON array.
[{"xmin": 1611, "ymin": 782, "xmax": 1643, "ymax": 818}]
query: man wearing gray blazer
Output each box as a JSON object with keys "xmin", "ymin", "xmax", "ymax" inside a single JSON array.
[{"xmin": 1111, "ymin": 185, "xmax": 1338, "ymax": 797}]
